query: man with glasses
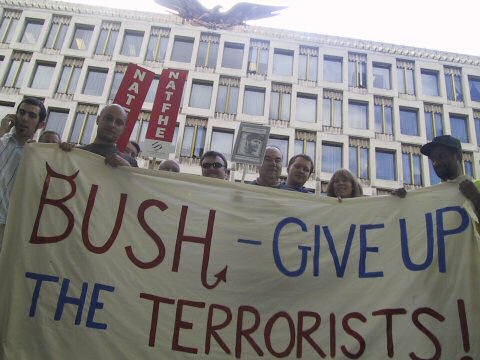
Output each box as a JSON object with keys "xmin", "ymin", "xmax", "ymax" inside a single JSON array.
[{"xmin": 200, "ymin": 150, "xmax": 229, "ymax": 180}]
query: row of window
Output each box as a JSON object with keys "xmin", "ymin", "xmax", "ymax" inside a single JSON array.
[
  {"xmin": 3, "ymin": 9, "xmax": 480, "ymax": 101},
  {"xmin": 4, "ymin": 53, "xmax": 480, "ymax": 146},
  {"xmin": 31, "ymin": 102, "xmax": 472, "ymax": 187}
]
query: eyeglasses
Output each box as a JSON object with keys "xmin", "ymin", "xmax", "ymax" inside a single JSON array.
[{"xmin": 201, "ymin": 162, "xmax": 225, "ymax": 169}]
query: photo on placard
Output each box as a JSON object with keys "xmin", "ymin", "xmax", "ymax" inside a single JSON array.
[{"xmin": 231, "ymin": 122, "xmax": 271, "ymax": 165}]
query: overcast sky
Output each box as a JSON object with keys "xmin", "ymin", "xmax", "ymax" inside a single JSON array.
[{"xmin": 57, "ymin": 0, "xmax": 480, "ymax": 57}]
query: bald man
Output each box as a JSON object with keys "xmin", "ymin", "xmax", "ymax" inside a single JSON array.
[
  {"xmin": 158, "ymin": 159, "xmax": 180, "ymax": 173},
  {"xmin": 60, "ymin": 104, "xmax": 137, "ymax": 167}
]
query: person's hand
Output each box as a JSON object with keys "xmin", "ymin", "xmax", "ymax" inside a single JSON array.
[
  {"xmin": 337, "ymin": 196, "xmax": 343, "ymax": 203},
  {"xmin": 105, "ymin": 153, "xmax": 131, "ymax": 168},
  {"xmin": 59, "ymin": 142, "xmax": 75, "ymax": 152},
  {"xmin": 391, "ymin": 187, "xmax": 407, "ymax": 198},
  {"xmin": 26, "ymin": 139, "xmax": 36, "ymax": 144}
]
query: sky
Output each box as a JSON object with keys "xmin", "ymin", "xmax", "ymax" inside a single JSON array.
[{"xmin": 57, "ymin": 0, "xmax": 480, "ymax": 57}]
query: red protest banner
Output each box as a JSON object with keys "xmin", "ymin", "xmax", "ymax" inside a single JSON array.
[
  {"xmin": 114, "ymin": 63, "xmax": 155, "ymax": 152},
  {"xmin": 142, "ymin": 69, "xmax": 188, "ymax": 158}
]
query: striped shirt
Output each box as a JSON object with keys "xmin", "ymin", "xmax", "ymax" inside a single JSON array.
[{"xmin": 0, "ymin": 133, "xmax": 23, "ymax": 224}]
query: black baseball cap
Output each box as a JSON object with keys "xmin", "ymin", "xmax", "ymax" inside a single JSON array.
[{"xmin": 420, "ymin": 135, "xmax": 462, "ymax": 156}]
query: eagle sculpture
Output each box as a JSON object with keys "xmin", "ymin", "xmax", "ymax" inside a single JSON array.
[{"xmin": 154, "ymin": 0, "xmax": 287, "ymax": 28}]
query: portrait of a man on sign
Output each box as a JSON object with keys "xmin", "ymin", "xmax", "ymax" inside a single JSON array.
[{"xmin": 231, "ymin": 122, "xmax": 270, "ymax": 165}]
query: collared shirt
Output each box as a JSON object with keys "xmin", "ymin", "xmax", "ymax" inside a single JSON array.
[
  {"xmin": 279, "ymin": 181, "xmax": 314, "ymax": 193},
  {"xmin": 249, "ymin": 178, "xmax": 280, "ymax": 188},
  {"xmin": 0, "ymin": 133, "xmax": 23, "ymax": 224}
]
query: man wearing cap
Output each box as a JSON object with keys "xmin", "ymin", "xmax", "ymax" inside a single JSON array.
[{"xmin": 421, "ymin": 135, "xmax": 480, "ymax": 221}]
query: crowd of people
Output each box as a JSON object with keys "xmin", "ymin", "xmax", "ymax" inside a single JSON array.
[{"xmin": 2, "ymin": 98, "xmax": 480, "ymax": 252}]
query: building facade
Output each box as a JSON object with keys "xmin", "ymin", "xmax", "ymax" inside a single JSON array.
[{"xmin": 2, "ymin": 0, "xmax": 480, "ymax": 194}]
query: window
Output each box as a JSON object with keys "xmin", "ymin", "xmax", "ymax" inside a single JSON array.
[
  {"xmin": 468, "ymin": 76, "xmax": 480, "ymax": 102},
  {"xmin": 449, "ymin": 114, "xmax": 469, "ymax": 143},
  {"xmin": 196, "ymin": 33, "xmax": 219, "ymax": 68},
  {"xmin": 429, "ymin": 160, "xmax": 441, "ymax": 185},
  {"xmin": 222, "ymin": 42, "xmax": 244, "ymax": 70},
  {"xmin": 45, "ymin": 108, "xmax": 69, "ymax": 135},
  {"xmin": 296, "ymin": 93, "xmax": 317, "ymax": 123},
  {"xmin": 69, "ymin": 104, "xmax": 98, "ymax": 144},
  {"xmin": 181, "ymin": 117, "xmax": 207, "ymax": 158},
  {"xmin": 424, "ymin": 104, "xmax": 443, "ymax": 141},
  {"xmin": 146, "ymin": 27, "xmax": 170, "ymax": 62},
  {"xmin": 322, "ymin": 90, "xmax": 342, "ymax": 128},
  {"xmin": 444, "ymin": 67, "xmax": 463, "ymax": 102},
  {"xmin": 322, "ymin": 143, "xmax": 342, "ymax": 173},
  {"xmin": 20, "ymin": 18, "xmax": 44, "ymax": 44},
  {"xmin": 171, "ymin": 36, "xmax": 194, "ymax": 63},
  {"xmin": 70, "ymin": 24, "xmax": 94, "ymax": 50},
  {"xmin": 30, "ymin": 62, "xmax": 56, "ymax": 90},
  {"xmin": 268, "ymin": 137, "xmax": 289, "ymax": 166},
  {"xmin": 215, "ymin": 76, "xmax": 239, "ymax": 115},
  {"xmin": 397, "ymin": 60, "xmax": 415, "ymax": 95},
  {"xmin": 299, "ymin": 46, "xmax": 318, "ymax": 82},
  {"xmin": 0, "ymin": 102, "xmax": 15, "ymax": 120},
  {"xmin": 295, "ymin": 131, "xmax": 316, "ymax": 167},
  {"xmin": 56, "ymin": 58, "xmax": 82, "ymax": 95},
  {"xmin": 323, "ymin": 55, "xmax": 342, "ymax": 83},
  {"xmin": 374, "ymin": 97, "xmax": 393, "ymax": 135},
  {"xmin": 421, "ymin": 69, "xmax": 440, "ymax": 97},
  {"xmin": 3, "ymin": 52, "xmax": 31, "ymax": 88},
  {"xmin": 474, "ymin": 110, "xmax": 480, "ymax": 145},
  {"xmin": 243, "ymin": 87, "xmax": 265, "ymax": 116},
  {"xmin": 211, "ymin": 129, "xmax": 234, "ymax": 160},
  {"xmin": 269, "ymin": 83, "xmax": 291, "ymax": 121},
  {"xmin": 109, "ymin": 64, "xmax": 127, "ymax": 101},
  {"xmin": 82, "ymin": 67, "xmax": 108, "ymax": 96},
  {"xmin": 130, "ymin": 111, "xmax": 150, "ymax": 144},
  {"xmin": 463, "ymin": 153, "xmax": 474, "ymax": 177},
  {"xmin": 120, "ymin": 30, "xmax": 144, "ymax": 57},
  {"xmin": 145, "ymin": 76, "xmax": 159, "ymax": 103},
  {"xmin": 373, "ymin": 62, "xmax": 391, "ymax": 90},
  {"xmin": 95, "ymin": 21, "xmax": 119, "ymax": 56},
  {"xmin": 0, "ymin": 9, "xmax": 20, "ymax": 44},
  {"xmin": 45, "ymin": 15, "xmax": 69, "ymax": 50},
  {"xmin": 348, "ymin": 53, "xmax": 366, "ymax": 88},
  {"xmin": 349, "ymin": 101, "xmax": 368, "ymax": 129},
  {"xmin": 273, "ymin": 49, "xmax": 293, "ymax": 76},
  {"xmin": 189, "ymin": 81, "xmax": 213, "ymax": 109},
  {"xmin": 376, "ymin": 149, "xmax": 396, "ymax": 180},
  {"xmin": 349, "ymin": 138, "xmax": 369, "ymax": 180},
  {"xmin": 402, "ymin": 145, "xmax": 423, "ymax": 186},
  {"xmin": 247, "ymin": 39, "xmax": 268, "ymax": 75},
  {"xmin": 399, "ymin": 108, "xmax": 419, "ymax": 136},
  {"xmin": 171, "ymin": 124, "xmax": 179, "ymax": 153}
]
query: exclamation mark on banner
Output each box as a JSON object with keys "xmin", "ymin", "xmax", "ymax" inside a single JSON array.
[{"xmin": 457, "ymin": 299, "xmax": 473, "ymax": 360}]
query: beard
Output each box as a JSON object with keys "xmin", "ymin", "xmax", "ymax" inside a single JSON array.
[{"xmin": 433, "ymin": 164, "xmax": 455, "ymax": 180}]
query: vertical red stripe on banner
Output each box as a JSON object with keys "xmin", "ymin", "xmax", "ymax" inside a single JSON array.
[
  {"xmin": 146, "ymin": 69, "xmax": 188, "ymax": 142},
  {"xmin": 114, "ymin": 63, "xmax": 155, "ymax": 152}
]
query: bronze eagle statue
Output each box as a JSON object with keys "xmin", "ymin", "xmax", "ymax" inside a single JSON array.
[{"xmin": 154, "ymin": 0, "xmax": 287, "ymax": 28}]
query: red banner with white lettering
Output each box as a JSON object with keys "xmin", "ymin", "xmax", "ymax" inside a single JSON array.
[
  {"xmin": 142, "ymin": 69, "xmax": 188, "ymax": 158},
  {"xmin": 114, "ymin": 63, "xmax": 155, "ymax": 152}
]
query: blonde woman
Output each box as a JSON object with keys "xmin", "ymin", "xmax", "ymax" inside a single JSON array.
[{"xmin": 326, "ymin": 169, "xmax": 363, "ymax": 201}]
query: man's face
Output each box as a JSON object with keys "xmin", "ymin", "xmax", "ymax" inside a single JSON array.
[
  {"xmin": 39, "ymin": 133, "xmax": 60, "ymax": 144},
  {"xmin": 201, "ymin": 155, "xmax": 227, "ymax": 179},
  {"xmin": 429, "ymin": 146, "xmax": 461, "ymax": 181},
  {"xmin": 15, "ymin": 103, "xmax": 43, "ymax": 140},
  {"xmin": 259, "ymin": 147, "xmax": 282, "ymax": 182},
  {"xmin": 96, "ymin": 106, "xmax": 127, "ymax": 144},
  {"xmin": 125, "ymin": 142, "xmax": 138, "ymax": 158},
  {"xmin": 247, "ymin": 137, "xmax": 262, "ymax": 154},
  {"xmin": 287, "ymin": 157, "xmax": 312, "ymax": 187}
]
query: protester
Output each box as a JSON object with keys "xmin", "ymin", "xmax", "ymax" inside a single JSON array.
[
  {"xmin": 200, "ymin": 150, "xmax": 228, "ymax": 180},
  {"xmin": 0, "ymin": 97, "xmax": 46, "ymax": 251},
  {"xmin": 326, "ymin": 168, "xmax": 363, "ymax": 201},
  {"xmin": 124, "ymin": 140, "xmax": 140, "ymax": 159},
  {"xmin": 38, "ymin": 130, "xmax": 61, "ymax": 144},
  {"xmin": 420, "ymin": 135, "xmax": 480, "ymax": 221},
  {"xmin": 250, "ymin": 146, "xmax": 282, "ymax": 187},
  {"xmin": 158, "ymin": 159, "xmax": 180, "ymax": 173},
  {"xmin": 0, "ymin": 114, "xmax": 16, "ymax": 137},
  {"xmin": 59, "ymin": 104, "xmax": 137, "ymax": 167},
  {"xmin": 279, "ymin": 154, "xmax": 314, "ymax": 193}
]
